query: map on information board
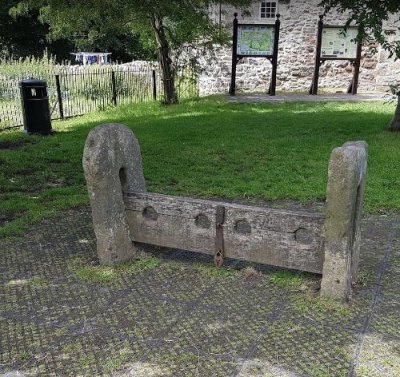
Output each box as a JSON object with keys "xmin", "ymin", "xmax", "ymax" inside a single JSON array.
[
  {"xmin": 321, "ymin": 27, "xmax": 358, "ymax": 59},
  {"xmin": 237, "ymin": 25, "xmax": 275, "ymax": 56}
]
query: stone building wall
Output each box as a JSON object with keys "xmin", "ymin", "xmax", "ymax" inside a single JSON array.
[{"xmin": 198, "ymin": 0, "xmax": 400, "ymax": 95}]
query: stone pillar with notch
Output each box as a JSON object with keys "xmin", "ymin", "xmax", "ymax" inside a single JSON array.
[
  {"xmin": 82, "ymin": 124, "xmax": 146, "ymax": 265},
  {"xmin": 320, "ymin": 141, "xmax": 368, "ymax": 301}
]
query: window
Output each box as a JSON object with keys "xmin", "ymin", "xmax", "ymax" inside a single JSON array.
[{"xmin": 260, "ymin": 1, "xmax": 277, "ymax": 19}]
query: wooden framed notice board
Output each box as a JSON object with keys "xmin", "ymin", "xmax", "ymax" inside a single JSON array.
[
  {"xmin": 310, "ymin": 15, "xmax": 362, "ymax": 95},
  {"xmin": 229, "ymin": 13, "xmax": 281, "ymax": 96}
]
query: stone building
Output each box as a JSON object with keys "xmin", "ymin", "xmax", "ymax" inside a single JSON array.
[{"xmin": 198, "ymin": 0, "xmax": 400, "ymax": 95}]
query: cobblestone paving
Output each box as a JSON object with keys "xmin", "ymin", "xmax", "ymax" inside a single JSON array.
[{"xmin": 0, "ymin": 208, "xmax": 399, "ymax": 376}]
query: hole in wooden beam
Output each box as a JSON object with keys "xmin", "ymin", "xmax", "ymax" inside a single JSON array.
[
  {"xmin": 234, "ymin": 219, "xmax": 251, "ymax": 235},
  {"xmin": 142, "ymin": 206, "xmax": 158, "ymax": 221},
  {"xmin": 195, "ymin": 213, "xmax": 211, "ymax": 229},
  {"xmin": 294, "ymin": 228, "xmax": 314, "ymax": 244}
]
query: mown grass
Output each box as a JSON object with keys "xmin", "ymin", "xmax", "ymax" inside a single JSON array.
[
  {"xmin": 268, "ymin": 270, "xmax": 310, "ymax": 289},
  {"xmin": 69, "ymin": 257, "xmax": 160, "ymax": 283},
  {"xmin": 0, "ymin": 96, "xmax": 398, "ymax": 237}
]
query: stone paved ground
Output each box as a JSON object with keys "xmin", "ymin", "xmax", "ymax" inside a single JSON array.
[{"xmin": 0, "ymin": 207, "xmax": 399, "ymax": 377}]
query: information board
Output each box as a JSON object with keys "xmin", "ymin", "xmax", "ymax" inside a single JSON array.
[
  {"xmin": 321, "ymin": 27, "xmax": 358, "ymax": 59},
  {"xmin": 230, "ymin": 14, "xmax": 281, "ymax": 96},
  {"xmin": 237, "ymin": 25, "xmax": 275, "ymax": 56}
]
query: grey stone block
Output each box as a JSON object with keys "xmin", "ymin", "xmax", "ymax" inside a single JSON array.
[
  {"xmin": 320, "ymin": 141, "xmax": 368, "ymax": 301},
  {"xmin": 82, "ymin": 124, "xmax": 146, "ymax": 265}
]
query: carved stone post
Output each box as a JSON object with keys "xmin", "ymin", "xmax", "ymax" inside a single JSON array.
[
  {"xmin": 83, "ymin": 124, "xmax": 146, "ymax": 265},
  {"xmin": 320, "ymin": 141, "xmax": 368, "ymax": 301}
]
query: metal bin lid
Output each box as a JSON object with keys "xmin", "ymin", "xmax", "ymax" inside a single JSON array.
[{"xmin": 19, "ymin": 79, "xmax": 47, "ymax": 88}]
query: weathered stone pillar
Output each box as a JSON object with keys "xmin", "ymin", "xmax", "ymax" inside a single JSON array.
[
  {"xmin": 83, "ymin": 124, "xmax": 146, "ymax": 265},
  {"xmin": 320, "ymin": 141, "xmax": 368, "ymax": 301}
]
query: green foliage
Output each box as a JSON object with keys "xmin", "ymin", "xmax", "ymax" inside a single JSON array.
[
  {"xmin": 320, "ymin": 0, "xmax": 400, "ymax": 59},
  {"xmin": 1, "ymin": 1, "xmax": 156, "ymax": 62},
  {"xmin": 294, "ymin": 296, "xmax": 351, "ymax": 319},
  {"xmin": 12, "ymin": 0, "xmax": 251, "ymax": 103},
  {"xmin": 268, "ymin": 271, "xmax": 307, "ymax": 289},
  {"xmin": 0, "ymin": 0, "xmax": 74, "ymax": 61},
  {"xmin": 192, "ymin": 262, "xmax": 238, "ymax": 279},
  {"xmin": 0, "ymin": 53, "xmax": 58, "ymax": 104},
  {"xmin": 12, "ymin": 0, "xmax": 250, "ymax": 54},
  {"xmin": 69, "ymin": 257, "xmax": 160, "ymax": 283},
  {"xmin": 355, "ymin": 270, "xmax": 373, "ymax": 287},
  {"xmin": 0, "ymin": 57, "xmax": 197, "ymax": 128},
  {"xmin": 0, "ymin": 53, "xmax": 56, "ymax": 77},
  {"xmin": 0, "ymin": 57, "xmax": 198, "ymax": 131}
]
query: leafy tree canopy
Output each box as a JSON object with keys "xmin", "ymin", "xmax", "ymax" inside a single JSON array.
[
  {"xmin": 320, "ymin": 1, "xmax": 400, "ymax": 131},
  {"xmin": 320, "ymin": 0, "xmax": 400, "ymax": 59},
  {"xmin": 1, "ymin": 0, "xmax": 155, "ymax": 61},
  {"xmin": 13, "ymin": 0, "xmax": 252, "ymax": 103},
  {"xmin": 0, "ymin": 0, "xmax": 74, "ymax": 60}
]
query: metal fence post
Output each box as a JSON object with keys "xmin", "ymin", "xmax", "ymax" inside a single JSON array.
[
  {"xmin": 55, "ymin": 74, "xmax": 64, "ymax": 119},
  {"xmin": 2, "ymin": 65, "xmax": 198, "ymax": 131},
  {"xmin": 152, "ymin": 70, "xmax": 157, "ymax": 101},
  {"xmin": 111, "ymin": 71, "xmax": 117, "ymax": 106}
]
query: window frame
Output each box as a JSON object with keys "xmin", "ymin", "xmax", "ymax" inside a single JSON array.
[{"xmin": 260, "ymin": 1, "xmax": 278, "ymax": 20}]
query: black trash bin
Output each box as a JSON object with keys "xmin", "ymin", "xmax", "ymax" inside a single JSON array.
[{"xmin": 19, "ymin": 79, "xmax": 52, "ymax": 135}]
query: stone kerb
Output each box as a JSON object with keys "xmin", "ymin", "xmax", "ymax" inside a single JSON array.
[
  {"xmin": 82, "ymin": 124, "xmax": 146, "ymax": 265},
  {"xmin": 320, "ymin": 141, "xmax": 368, "ymax": 301},
  {"xmin": 83, "ymin": 124, "xmax": 368, "ymax": 301}
]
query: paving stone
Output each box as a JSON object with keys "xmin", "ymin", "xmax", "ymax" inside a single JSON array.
[{"xmin": 0, "ymin": 207, "xmax": 399, "ymax": 376}]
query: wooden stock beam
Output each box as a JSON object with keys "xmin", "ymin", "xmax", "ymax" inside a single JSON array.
[{"xmin": 124, "ymin": 192, "xmax": 325, "ymax": 274}]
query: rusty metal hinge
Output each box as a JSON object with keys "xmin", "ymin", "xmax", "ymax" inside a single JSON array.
[{"xmin": 214, "ymin": 205, "xmax": 225, "ymax": 268}]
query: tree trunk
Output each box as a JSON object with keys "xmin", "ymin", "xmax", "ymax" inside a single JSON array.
[
  {"xmin": 152, "ymin": 16, "xmax": 178, "ymax": 104},
  {"xmin": 388, "ymin": 94, "xmax": 400, "ymax": 132}
]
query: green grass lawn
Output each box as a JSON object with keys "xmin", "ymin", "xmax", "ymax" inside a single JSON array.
[{"xmin": 0, "ymin": 96, "xmax": 399, "ymax": 237}]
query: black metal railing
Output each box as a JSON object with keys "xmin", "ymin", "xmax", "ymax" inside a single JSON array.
[{"xmin": 0, "ymin": 64, "xmax": 198, "ymax": 131}]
